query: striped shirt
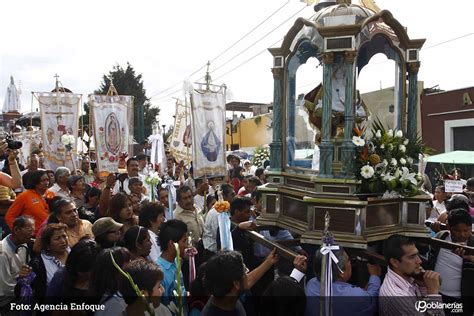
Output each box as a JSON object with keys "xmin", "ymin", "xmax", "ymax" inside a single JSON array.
[{"xmin": 379, "ymin": 267, "xmax": 443, "ymax": 315}]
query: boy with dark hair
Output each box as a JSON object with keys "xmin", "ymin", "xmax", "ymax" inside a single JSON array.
[
  {"xmin": 201, "ymin": 251, "xmax": 248, "ymax": 316},
  {"xmin": 156, "ymin": 219, "xmax": 188, "ymax": 306},
  {"xmin": 428, "ymin": 208, "xmax": 474, "ymax": 314}
]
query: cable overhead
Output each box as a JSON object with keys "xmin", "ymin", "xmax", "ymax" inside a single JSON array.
[
  {"xmin": 210, "ymin": 4, "xmax": 310, "ymax": 75},
  {"xmin": 149, "ymin": 0, "xmax": 292, "ymax": 99}
]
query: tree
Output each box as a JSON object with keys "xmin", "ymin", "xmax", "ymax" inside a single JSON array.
[{"xmin": 87, "ymin": 63, "xmax": 159, "ymax": 142}]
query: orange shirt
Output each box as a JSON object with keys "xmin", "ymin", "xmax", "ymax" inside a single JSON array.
[{"xmin": 5, "ymin": 189, "xmax": 49, "ymax": 235}]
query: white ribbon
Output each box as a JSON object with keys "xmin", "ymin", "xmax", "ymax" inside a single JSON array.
[
  {"xmin": 320, "ymin": 245, "xmax": 340, "ymax": 266},
  {"xmin": 320, "ymin": 244, "xmax": 340, "ymax": 314}
]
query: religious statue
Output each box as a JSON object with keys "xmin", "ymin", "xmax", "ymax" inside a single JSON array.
[
  {"xmin": 2, "ymin": 76, "xmax": 21, "ymax": 113},
  {"xmin": 105, "ymin": 113, "xmax": 120, "ymax": 155}
]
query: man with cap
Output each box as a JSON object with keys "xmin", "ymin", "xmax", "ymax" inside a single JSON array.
[{"xmin": 92, "ymin": 217, "xmax": 123, "ymax": 249}]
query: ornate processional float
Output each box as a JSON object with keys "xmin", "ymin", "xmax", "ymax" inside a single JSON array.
[{"xmin": 257, "ymin": 0, "xmax": 431, "ymax": 249}]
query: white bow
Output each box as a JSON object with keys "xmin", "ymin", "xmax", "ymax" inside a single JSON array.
[{"xmin": 320, "ymin": 245, "xmax": 340, "ymax": 265}]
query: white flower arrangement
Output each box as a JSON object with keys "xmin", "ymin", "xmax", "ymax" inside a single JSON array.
[
  {"xmin": 395, "ymin": 130, "xmax": 403, "ymax": 138},
  {"xmin": 252, "ymin": 146, "xmax": 270, "ymax": 168},
  {"xmin": 352, "ymin": 136, "xmax": 365, "ymax": 147},
  {"xmin": 360, "ymin": 165, "xmax": 375, "ymax": 179},
  {"xmin": 61, "ymin": 133, "xmax": 75, "ymax": 151}
]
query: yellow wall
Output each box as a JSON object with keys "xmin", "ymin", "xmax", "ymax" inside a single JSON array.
[{"xmin": 226, "ymin": 114, "xmax": 272, "ymax": 150}]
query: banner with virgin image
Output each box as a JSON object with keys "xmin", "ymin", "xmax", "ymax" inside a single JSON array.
[
  {"xmin": 169, "ymin": 99, "xmax": 192, "ymax": 165},
  {"xmin": 89, "ymin": 95, "xmax": 134, "ymax": 174},
  {"xmin": 38, "ymin": 92, "xmax": 81, "ymax": 171},
  {"xmin": 190, "ymin": 89, "xmax": 226, "ymax": 178}
]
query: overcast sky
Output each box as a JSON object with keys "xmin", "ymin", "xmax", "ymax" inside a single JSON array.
[{"xmin": 1, "ymin": 0, "xmax": 473, "ymax": 128}]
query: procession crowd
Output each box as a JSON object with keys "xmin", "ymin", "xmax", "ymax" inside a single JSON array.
[{"xmin": 0, "ymin": 141, "xmax": 473, "ymax": 316}]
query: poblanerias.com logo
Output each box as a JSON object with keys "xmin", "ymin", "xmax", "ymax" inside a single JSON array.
[{"xmin": 415, "ymin": 300, "xmax": 463, "ymax": 313}]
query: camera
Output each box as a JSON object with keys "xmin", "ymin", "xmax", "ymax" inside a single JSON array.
[{"xmin": 4, "ymin": 135, "xmax": 22, "ymax": 150}]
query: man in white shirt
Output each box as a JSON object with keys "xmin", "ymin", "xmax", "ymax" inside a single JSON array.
[
  {"xmin": 0, "ymin": 216, "xmax": 35, "ymax": 312},
  {"xmin": 46, "ymin": 167, "xmax": 71, "ymax": 198},
  {"xmin": 433, "ymin": 185, "xmax": 447, "ymax": 215},
  {"xmin": 113, "ymin": 157, "xmax": 145, "ymax": 195}
]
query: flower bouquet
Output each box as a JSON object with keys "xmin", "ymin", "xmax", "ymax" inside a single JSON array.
[
  {"xmin": 252, "ymin": 146, "xmax": 270, "ymax": 168},
  {"xmin": 61, "ymin": 133, "xmax": 75, "ymax": 152},
  {"xmin": 144, "ymin": 171, "xmax": 161, "ymax": 202},
  {"xmin": 353, "ymin": 119, "xmax": 430, "ymax": 198}
]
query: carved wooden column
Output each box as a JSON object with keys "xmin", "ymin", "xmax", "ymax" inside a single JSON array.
[
  {"xmin": 319, "ymin": 52, "xmax": 334, "ymax": 178},
  {"xmin": 340, "ymin": 51, "xmax": 357, "ymax": 177},
  {"xmin": 270, "ymin": 67, "xmax": 284, "ymax": 170},
  {"xmin": 407, "ymin": 62, "xmax": 420, "ymax": 142}
]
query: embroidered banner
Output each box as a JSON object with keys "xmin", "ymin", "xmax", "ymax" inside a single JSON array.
[
  {"xmin": 170, "ymin": 99, "xmax": 192, "ymax": 165},
  {"xmin": 89, "ymin": 95, "xmax": 134, "ymax": 175},
  {"xmin": 190, "ymin": 89, "xmax": 226, "ymax": 178},
  {"xmin": 38, "ymin": 92, "xmax": 81, "ymax": 171},
  {"xmin": 12, "ymin": 130, "xmax": 42, "ymax": 166}
]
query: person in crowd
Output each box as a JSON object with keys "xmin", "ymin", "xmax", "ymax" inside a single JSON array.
[
  {"xmin": 255, "ymin": 168, "xmax": 266, "ymax": 184},
  {"xmin": 379, "ymin": 234, "xmax": 442, "ymax": 315},
  {"xmin": 5, "ymin": 170, "xmax": 49, "ymax": 235},
  {"xmin": 208, "ymin": 176, "xmax": 222, "ymax": 197},
  {"xmin": 90, "ymin": 247, "xmax": 131, "ymax": 316},
  {"xmin": 463, "ymin": 177, "xmax": 474, "ymax": 215},
  {"xmin": 206, "ymin": 194, "xmax": 217, "ymax": 214},
  {"xmin": 46, "ymin": 169, "xmax": 55, "ymax": 187},
  {"xmin": 49, "ymin": 198, "xmax": 94, "ymax": 247},
  {"xmin": 174, "ymin": 185, "xmax": 204, "ymax": 246},
  {"xmin": 261, "ymin": 255, "xmax": 308, "ymax": 316},
  {"xmin": 128, "ymin": 177, "xmax": 149, "ymax": 215},
  {"xmin": 67, "ymin": 175, "xmax": 87, "ymax": 209},
  {"xmin": 92, "ymin": 217, "xmax": 123, "ymax": 250},
  {"xmin": 427, "ymin": 208, "xmax": 474, "ymax": 315},
  {"xmin": 108, "ymin": 192, "xmax": 138, "ymax": 236},
  {"xmin": 136, "ymin": 154, "xmax": 150, "ymax": 177},
  {"xmin": 228, "ymin": 154, "xmax": 241, "ymax": 171},
  {"xmin": 230, "ymin": 166, "xmax": 245, "ymax": 193},
  {"xmin": 193, "ymin": 178, "xmax": 209, "ymax": 212},
  {"xmin": 0, "ymin": 216, "xmax": 35, "ymax": 313},
  {"xmin": 113, "ymin": 157, "xmax": 144, "ymax": 195},
  {"xmin": 156, "ymin": 219, "xmax": 188, "ymax": 306},
  {"xmin": 20, "ymin": 153, "xmax": 43, "ymax": 177},
  {"xmin": 203, "ymin": 184, "xmax": 235, "ymax": 257},
  {"xmin": 0, "ymin": 141, "xmax": 23, "ymax": 189},
  {"xmin": 189, "ymin": 262, "xmax": 209, "ymax": 316},
  {"xmin": 237, "ymin": 176, "xmax": 262, "ymax": 197},
  {"xmin": 433, "ymin": 185, "xmax": 447, "ymax": 214},
  {"xmin": 431, "ymin": 194, "xmax": 470, "ymax": 232},
  {"xmin": 123, "ymin": 225, "xmax": 152, "ymax": 261},
  {"xmin": 158, "ymin": 186, "xmax": 172, "ymax": 214},
  {"xmin": 305, "ymin": 246, "xmax": 381, "ymax": 316},
  {"xmin": 242, "ymin": 160, "xmax": 254, "ymax": 177},
  {"xmin": 84, "ymin": 186, "xmax": 101, "ymax": 218},
  {"xmin": 29, "ymin": 223, "xmax": 69, "ymax": 305},
  {"xmin": 47, "ymin": 167, "xmax": 71, "ymax": 198},
  {"xmin": 119, "ymin": 258, "xmax": 169, "ymax": 316},
  {"xmin": 31, "ymin": 149, "xmax": 45, "ymax": 170},
  {"xmin": 138, "ymin": 202, "xmax": 165, "ymax": 262},
  {"xmin": 80, "ymin": 156, "xmax": 94, "ymax": 185},
  {"xmin": 201, "ymin": 251, "xmax": 248, "ymax": 316},
  {"xmin": 46, "ymin": 238, "xmax": 100, "ymax": 307}
]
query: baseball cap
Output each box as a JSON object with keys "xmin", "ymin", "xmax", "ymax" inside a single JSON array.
[{"xmin": 92, "ymin": 217, "xmax": 123, "ymax": 237}]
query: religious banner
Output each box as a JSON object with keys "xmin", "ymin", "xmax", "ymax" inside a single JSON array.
[
  {"xmin": 12, "ymin": 130, "xmax": 42, "ymax": 166},
  {"xmin": 89, "ymin": 95, "xmax": 134, "ymax": 176},
  {"xmin": 170, "ymin": 99, "xmax": 192, "ymax": 165},
  {"xmin": 190, "ymin": 89, "xmax": 226, "ymax": 178},
  {"xmin": 38, "ymin": 92, "xmax": 81, "ymax": 171}
]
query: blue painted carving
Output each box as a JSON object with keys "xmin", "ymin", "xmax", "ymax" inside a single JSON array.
[
  {"xmin": 341, "ymin": 52, "xmax": 356, "ymax": 177},
  {"xmin": 270, "ymin": 68, "xmax": 283, "ymax": 170},
  {"xmin": 318, "ymin": 53, "xmax": 334, "ymax": 178}
]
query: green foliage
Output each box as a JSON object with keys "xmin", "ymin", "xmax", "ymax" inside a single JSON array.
[
  {"xmin": 95, "ymin": 63, "xmax": 160, "ymax": 141},
  {"xmin": 252, "ymin": 146, "xmax": 270, "ymax": 168}
]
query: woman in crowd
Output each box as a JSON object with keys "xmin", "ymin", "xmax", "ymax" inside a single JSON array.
[
  {"xmin": 123, "ymin": 225, "xmax": 153, "ymax": 261},
  {"xmin": 89, "ymin": 247, "xmax": 131, "ymax": 316},
  {"xmin": 84, "ymin": 186, "xmax": 101, "ymax": 217},
  {"xmin": 119, "ymin": 259, "xmax": 169, "ymax": 316},
  {"xmin": 29, "ymin": 223, "xmax": 70, "ymax": 305},
  {"xmin": 138, "ymin": 202, "xmax": 165, "ymax": 262},
  {"xmin": 108, "ymin": 192, "xmax": 138, "ymax": 236},
  {"xmin": 230, "ymin": 166, "xmax": 245, "ymax": 193},
  {"xmin": 68, "ymin": 175, "xmax": 87, "ymax": 209},
  {"xmin": 92, "ymin": 217, "xmax": 124, "ymax": 250},
  {"xmin": 5, "ymin": 170, "xmax": 50, "ymax": 235}
]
